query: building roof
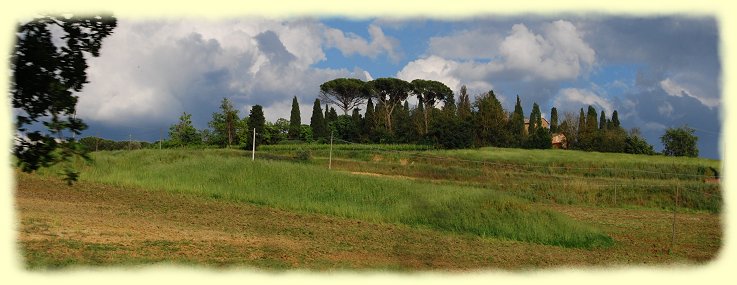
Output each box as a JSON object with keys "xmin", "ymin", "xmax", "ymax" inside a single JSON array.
[{"xmin": 524, "ymin": 117, "xmax": 549, "ymax": 127}]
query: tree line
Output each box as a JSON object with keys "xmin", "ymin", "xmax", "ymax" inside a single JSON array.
[{"xmin": 79, "ymin": 77, "xmax": 698, "ymax": 157}]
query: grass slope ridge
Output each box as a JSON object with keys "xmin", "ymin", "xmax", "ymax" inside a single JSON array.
[
  {"xmin": 64, "ymin": 149, "xmax": 612, "ymax": 248},
  {"xmin": 255, "ymin": 144, "xmax": 722, "ymax": 212}
]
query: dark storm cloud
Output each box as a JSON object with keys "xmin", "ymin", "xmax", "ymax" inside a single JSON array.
[
  {"xmin": 254, "ymin": 30, "xmax": 297, "ymax": 66},
  {"xmin": 584, "ymin": 16, "xmax": 721, "ymax": 107},
  {"xmin": 620, "ymin": 87, "xmax": 721, "ymax": 159},
  {"xmin": 577, "ymin": 16, "xmax": 722, "ymax": 158},
  {"xmin": 583, "ymin": 17, "xmax": 719, "ymax": 70}
]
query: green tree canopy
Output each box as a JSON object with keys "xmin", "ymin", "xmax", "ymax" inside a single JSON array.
[
  {"xmin": 207, "ymin": 98, "xmax": 239, "ymax": 147},
  {"xmin": 11, "ymin": 14, "xmax": 117, "ymax": 184},
  {"xmin": 661, "ymin": 126, "xmax": 699, "ymax": 157},
  {"xmin": 319, "ymin": 78, "xmax": 370, "ymax": 115},
  {"xmin": 624, "ymin": 128, "xmax": 655, "ymax": 155},
  {"xmin": 169, "ymin": 112, "xmax": 201, "ymax": 147},
  {"xmin": 411, "ymin": 79, "xmax": 453, "ymax": 134},
  {"xmin": 246, "ymin": 105, "xmax": 266, "ymax": 148},
  {"xmin": 473, "ymin": 90, "xmax": 507, "ymax": 147},
  {"xmin": 369, "ymin": 78, "xmax": 412, "ymax": 133}
]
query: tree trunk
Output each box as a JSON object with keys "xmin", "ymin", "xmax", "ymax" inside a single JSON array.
[{"xmin": 423, "ymin": 102, "xmax": 430, "ymax": 135}]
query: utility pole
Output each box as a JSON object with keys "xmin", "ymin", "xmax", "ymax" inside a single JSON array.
[
  {"xmin": 128, "ymin": 133, "xmax": 132, "ymax": 151},
  {"xmin": 159, "ymin": 128, "xmax": 162, "ymax": 150},
  {"xmin": 329, "ymin": 131, "xmax": 333, "ymax": 169},
  {"xmin": 252, "ymin": 128, "xmax": 256, "ymax": 161},
  {"xmin": 95, "ymin": 132, "xmax": 99, "ymax": 152}
]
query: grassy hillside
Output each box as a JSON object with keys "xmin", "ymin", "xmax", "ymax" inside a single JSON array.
[
  {"xmin": 259, "ymin": 144, "xmax": 722, "ymax": 212},
  {"xmin": 41, "ymin": 148, "xmax": 613, "ymax": 249},
  {"xmin": 17, "ymin": 172, "xmax": 721, "ymax": 270},
  {"xmin": 261, "ymin": 144, "xmax": 720, "ymax": 180}
]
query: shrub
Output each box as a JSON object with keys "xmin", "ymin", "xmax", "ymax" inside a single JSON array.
[{"xmin": 294, "ymin": 148, "xmax": 312, "ymax": 161}]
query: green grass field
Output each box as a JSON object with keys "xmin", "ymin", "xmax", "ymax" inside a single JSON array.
[
  {"xmin": 257, "ymin": 144, "xmax": 722, "ymax": 212},
  {"xmin": 22, "ymin": 144, "xmax": 722, "ymax": 269},
  {"xmin": 46, "ymin": 148, "xmax": 614, "ymax": 248}
]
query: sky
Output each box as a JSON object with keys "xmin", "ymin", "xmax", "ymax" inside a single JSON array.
[{"xmin": 68, "ymin": 16, "xmax": 722, "ymax": 159}]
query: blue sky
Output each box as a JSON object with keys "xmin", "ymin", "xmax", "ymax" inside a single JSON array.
[{"xmin": 70, "ymin": 16, "xmax": 722, "ymax": 159}]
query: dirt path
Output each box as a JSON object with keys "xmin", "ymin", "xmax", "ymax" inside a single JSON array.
[{"xmin": 15, "ymin": 173, "xmax": 721, "ymax": 270}]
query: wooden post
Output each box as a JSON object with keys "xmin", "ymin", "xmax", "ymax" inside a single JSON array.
[
  {"xmin": 329, "ymin": 131, "xmax": 333, "ymax": 169},
  {"xmin": 614, "ymin": 182, "xmax": 617, "ymax": 206},
  {"xmin": 252, "ymin": 128, "xmax": 256, "ymax": 161},
  {"xmin": 670, "ymin": 185, "xmax": 678, "ymax": 254}
]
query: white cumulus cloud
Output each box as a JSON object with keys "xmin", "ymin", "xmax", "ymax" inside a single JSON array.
[
  {"xmin": 660, "ymin": 77, "xmax": 719, "ymax": 108},
  {"xmin": 324, "ymin": 24, "xmax": 401, "ymax": 62},
  {"xmin": 499, "ymin": 21, "xmax": 595, "ymax": 81},
  {"xmin": 553, "ymin": 88, "xmax": 613, "ymax": 115},
  {"xmin": 396, "ymin": 20, "xmax": 596, "ymax": 102},
  {"xmin": 396, "ymin": 55, "xmax": 496, "ymax": 95},
  {"xmin": 427, "ymin": 29, "xmax": 502, "ymax": 60},
  {"xmin": 74, "ymin": 18, "xmax": 379, "ymax": 128}
]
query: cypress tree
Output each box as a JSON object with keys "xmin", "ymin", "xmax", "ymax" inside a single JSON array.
[
  {"xmin": 457, "ymin": 86, "xmax": 472, "ymax": 121},
  {"xmin": 322, "ymin": 106, "xmax": 337, "ymax": 138},
  {"xmin": 599, "ymin": 110, "xmax": 607, "ymax": 130},
  {"xmin": 582, "ymin": 105, "xmax": 598, "ymax": 151},
  {"xmin": 363, "ymin": 98, "xmax": 376, "ymax": 142},
  {"xmin": 411, "ymin": 102, "xmax": 425, "ymax": 142},
  {"xmin": 457, "ymin": 94, "xmax": 474, "ymax": 147},
  {"xmin": 393, "ymin": 101, "xmax": 412, "ymax": 143},
  {"xmin": 310, "ymin": 99, "xmax": 326, "ymax": 142},
  {"xmin": 586, "ymin": 105, "xmax": 598, "ymax": 134},
  {"xmin": 350, "ymin": 108, "xmax": 362, "ymax": 142},
  {"xmin": 288, "ymin": 96, "xmax": 301, "ymax": 139},
  {"xmin": 246, "ymin": 105, "xmax": 266, "ymax": 148},
  {"xmin": 527, "ymin": 102, "xmax": 545, "ymax": 149},
  {"xmin": 324, "ymin": 104, "xmax": 330, "ymax": 131},
  {"xmin": 328, "ymin": 107, "xmax": 338, "ymax": 122},
  {"xmin": 550, "ymin": 107, "xmax": 558, "ymax": 133},
  {"xmin": 578, "ymin": 105, "xmax": 598, "ymax": 150},
  {"xmin": 528, "ymin": 102, "xmax": 541, "ymax": 136},
  {"xmin": 509, "ymin": 95, "xmax": 526, "ymax": 147},
  {"xmin": 577, "ymin": 108, "xmax": 586, "ymax": 149},
  {"xmin": 578, "ymin": 108, "xmax": 586, "ymax": 132},
  {"xmin": 612, "ymin": 110, "xmax": 621, "ymax": 129}
]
